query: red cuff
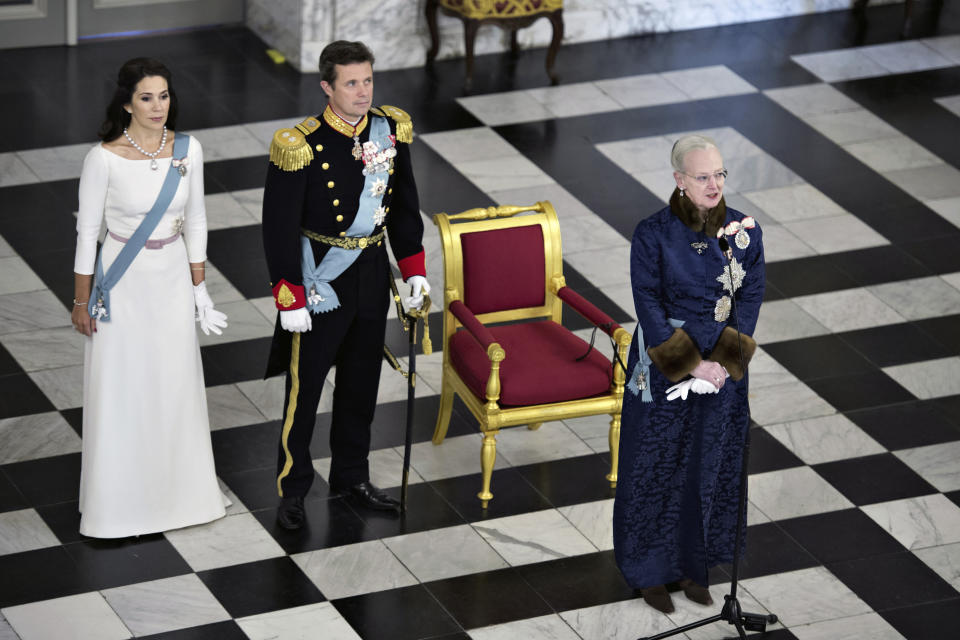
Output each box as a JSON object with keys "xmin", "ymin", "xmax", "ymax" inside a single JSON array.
[
  {"xmin": 272, "ymin": 279, "xmax": 306, "ymax": 310},
  {"xmin": 397, "ymin": 250, "xmax": 426, "ymax": 281}
]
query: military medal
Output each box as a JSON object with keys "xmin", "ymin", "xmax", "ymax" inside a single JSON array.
[
  {"xmin": 373, "ymin": 205, "xmax": 387, "ymax": 225},
  {"xmin": 735, "ymin": 227, "xmax": 750, "ymax": 250},
  {"xmin": 308, "ymin": 285, "xmax": 324, "ymax": 306},
  {"xmin": 351, "ymin": 136, "xmax": 362, "ymax": 160}
]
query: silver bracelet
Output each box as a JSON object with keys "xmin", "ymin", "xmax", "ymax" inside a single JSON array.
[{"xmin": 73, "ymin": 298, "xmax": 89, "ymax": 306}]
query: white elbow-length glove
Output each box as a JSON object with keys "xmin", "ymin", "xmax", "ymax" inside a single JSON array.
[
  {"xmin": 194, "ymin": 282, "xmax": 229, "ymax": 336},
  {"xmin": 405, "ymin": 275, "xmax": 431, "ymax": 310},
  {"xmin": 280, "ymin": 308, "xmax": 312, "ymax": 333}
]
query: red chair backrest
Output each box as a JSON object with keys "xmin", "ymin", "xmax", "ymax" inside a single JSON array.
[{"xmin": 461, "ymin": 224, "xmax": 546, "ymax": 315}]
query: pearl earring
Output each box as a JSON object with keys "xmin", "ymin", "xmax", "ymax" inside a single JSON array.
[{"xmin": 679, "ymin": 187, "xmax": 684, "ymax": 197}]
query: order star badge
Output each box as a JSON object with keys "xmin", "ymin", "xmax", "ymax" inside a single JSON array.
[
  {"xmin": 373, "ymin": 205, "xmax": 387, "ymax": 226},
  {"xmin": 369, "ymin": 177, "xmax": 387, "ymax": 198}
]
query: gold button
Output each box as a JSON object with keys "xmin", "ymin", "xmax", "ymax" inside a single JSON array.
[
  {"xmin": 315, "ymin": 144, "xmax": 323, "ymax": 152},
  {"xmin": 388, "ymin": 169, "xmax": 394, "ymax": 175},
  {"xmin": 333, "ymin": 199, "xmax": 340, "ymax": 206},
  {"xmin": 327, "ymin": 181, "xmax": 335, "ymax": 188},
  {"xmin": 377, "ymin": 241, "xmax": 382, "ymax": 246},
  {"xmin": 322, "ymin": 162, "xmax": 330, "ymax": 170},
  {"xmin": 336, "ymin": 215, "xmax": 344, "ymax": 222},
  {"xmin": 385, "ymin": 207, "xmax": 390, "ymax": 212},
  {"xmin": 388, "ymin": 188, "xmax": 393, "ymax": 194},
  {"xmin": 339, "ymin": 231, "xmax": 346, "ymax": 237}
]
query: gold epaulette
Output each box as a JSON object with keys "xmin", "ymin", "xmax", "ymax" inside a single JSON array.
[
  {"xmin": 379, "ymin": 105, "xmax": 413, "ymax": 144},
  {"xmin": 268, "ymin": 116, "xmax": 321, "ymax": 172}
]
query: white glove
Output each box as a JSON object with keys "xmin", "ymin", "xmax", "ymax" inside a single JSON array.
[
  {"xmin": 193, "ymin": 282, "xmax": 228, "ymax": 336},
  {"xmin": 405, "ymin": 275, "xmax": 431, "ymax": 310},
  {"xmin": 665, "ymin": 377, "xmax": 721, "ymax": 401},
  {"xmin": 280, "ymin": 308, "xmax": 312, "ymax": 333}
]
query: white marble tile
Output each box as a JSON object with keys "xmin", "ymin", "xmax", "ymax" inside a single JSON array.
[
  {"xmin": 660, "ymin": 65, "xmax": 757, "ymax": 100},
  {"xmin": 0, "ymin": 256, "xmax": 46, "ymax": 295},
  {"xmin": 292, "ymin": 539, "xmax": 417, "ymax": 599},
  {"xmin": 804, "ymin": 109, "xmax": 900, "ymax": 145},
  {"xmin": 724, "ymin": 153, "xmax": 803, "ymax": 193},
  {"xmin": 741, "ymin": 183, "xmax": 847, "ymax": 224},
  {"xmin": 883, "ymin": 162, "xmax": 960, "ymax": 202},
  {"xmin": 101, "ymin": 574, "xmax": 229, "ymax": 637},
  {"xmin": 869, "ymin": 275, "xmax": 960, "ymax": 320},
  {"xmin": 243, "ymin": 116, "xmax": 304, "ymax": 149},
  {"xmin": 0, "ymin": 289, "xmax": 71, "ymax": 335},
  {"xmin": 197, "ymin": 299, "xmax": 274, "ymax": 347},
  {"xmin": 0, "ymin": 614, "xmax": 15, "ymax": 640},
  {"xmin": 3, "ymin": 592, "xmax": 131, "ymax": 640},
  {"xmin": 191, "ymin": 125, "xmax": 266, "ymax": 161},
  {"xmin": 792, "ymin": 287, "xmax": 904, "ymax": 332},
  {"xmin": 236, "ymin": 602, "xmax": 362, "ymax": 640},
  {"xmin": 457, "ymin": 155, "xmax": 554, "ymax": 194},
  {"xmin": 759, "ymin": 224, "xmax": 818, "ymax": 263},
  {"xmin": 631, "ymin": 168, "xmax": 678, "ymax": 204},
  {"xmin": 749, "ymin": 466, "xmax": 853, "ymax": 521},
  {"xmin": 473, "ymin": 509, "xmax": 597, "ymax": 566},
  {"xmin": 558, "ymin": 213, "xmax": 631, "ymax": 255},
  {"xmin": 0, "ymin": 327, "xmax": 84, "ymax": 372},
  {"xmin": 420, "ymin": 127, "xmax": 517, "ymax": 165},
  {"xmin": 596, "ymin": 135, "xmax": 674, "ymax": 176},
  {"xmin": 200, "ymin": 263, "xmax": 245, "ymax": 305},
  {"xmin": 943, "ymin": 271, "xmax": 960, "ymax": 293},
  {"xmin": 494, "ymin": 421, "xmax": 594, "ymax": 467},
  {"xmin": 527, "ymin": 82, "xmax": 623, "ymax": 119},
  {"xmin": 862, "ymin": 494, "xmax": 960, "ymax": 549},
  {"xmin": 0, "ymin": 235, "xmax": 13, "ymax": 259},
  {"xmin": 927, "ymin": 196, "xmax": 960, "ymax": 229},
  {"xmin": 232, "ymin": 186, "xmax": 266, "ymax": 221},
  {"xmin": 564, "ymin": 248, "xmax": 631, "ymax": 289},
  {"xmin": 783, "ymin": 213, "xmax": 889, "ymax": 254},
  {"xmin": 28, "ymin": 365, "xmax": 83, "ymax": 410},
  {"xmin": 844, "ymin": 135, "xmax": 943, "ymax": 173},
  {"xmin": 218, "ymin": 478, "xmax": 247, "ymax": 516},
  {"xmin": 383, "ymin": 523, "xmax": 509, "ymax": 582},
  {"xmin": 763, "ymin": 83, "xmax": 862, "ymax": 118},
  {"xmin": 558, "ymin": 499, "xmax": 614, "ymax": 551},
  {"xmin": 561, "ymin": 598, "xmax": 678, "ymax": 640},
  {"xmin": 883, "ymin": 357, "xmax": 960, "ymax": 400},
  {"xmin": 249, "ymin": 295, "xmax": 278, "ymax": 323},
  {"xmin": 0, "ymin": 411, "xmax": 81, "ymax": 465},
  {"xmin": 791, "ymin": 49, "xmax": 889, "ymax": 82},
  {"xmin": 895, "ymin": 441, "xmax": 960, "ymax": 492},
  {"xmin": 406, "ymin": 432, "xmax": 509, "ymax": 482},
  {"xmin": 489, "ymin": 183, "xmax": 597, "ymax": 219},
  {"xmin": 935, "ymin": 93, "xmax": 960, "ymax": 117},
  {"xmin": 741, "ymin": 566, "xmax": 872, "ymax": 627},
  {"xmin": 0, "ymin": 152, "xmax": 39, "ymax": 187},
  {"xmin": 563, "ymin": 413, "xmax": 612, "ymax": 454},
  {"xmin": 860, "ymin": 41, "xmax": 955, "ymax": 75},
  {"xmin": 237, "ymin": 376, "xmax": 334, "ymax": 420},
  {"xmin": 695, "ymin": 127, "xmax": 766, "ymax": 160},
  {"xmin": 16, "ymin": 143, "xmax": 93, "ymax": 183},
  {"xmin": 597, "ymin": 283, "xmax": 636, "ymax": 322},
  {"xmin": 313, "ymin": 446, "xmax": 424, "ymax": 489},
  {"xmin": 205, "ymin": 383, "xmax": 267, "ymax": 430},
  {"xmin": 164, "ymin": 512, "xmax": 285, "ymax": 571},
  {"xmin": 790, "ymin": 612, "xmax": 905, "ymax": 640},
  {"xmin": 753, "ymin": 299, "xmax": 830, "ymax": 345},
  {"xmin": 469, "ymin": 614, "xmax": 582, "ymax": 640},
  {"xmin": 668, "ymin": 581, "xmax": 769, "ymax": 640},
  {"xmin": 596, "ymin": 73, "xmax": 688, "ymax": 109},
  {"xmin": 203, "ymin": 192, "xmax": 260, "ymax": 230},
  {"xmin": 748, "ymin": 347, "xmax": 800, "ymax": 389},
  {"xmin": 0, "ymin": 508, "xmax": 60, "ymax": 556},
  {"xmin": 764, "ymin": 414, "xmax": 886, "ymax": 465},
  {"xmin": 457, "ymin": 91, "xmax": 553, "ymax": 127},
  {"xmin": 914, "ymin": 542, "xmax": 960, "ymax": 593}
]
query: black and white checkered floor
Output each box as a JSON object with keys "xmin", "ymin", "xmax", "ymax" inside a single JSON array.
[{"xmin": 1, "ymin": 3, "xmax": 960, "ymax": 639}]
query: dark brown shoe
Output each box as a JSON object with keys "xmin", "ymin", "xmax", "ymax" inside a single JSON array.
[
  {"xmin": 640, "ymin": 584, "xmax": 675, "ymax": 613},
  {"xmin": 678, "ymin": 578, "xmax": 713, "ymax": 605}
]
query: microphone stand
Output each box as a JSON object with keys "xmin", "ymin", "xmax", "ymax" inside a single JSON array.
[{"xmin": 638, "ymin": 237, "xmax": 777, "ymax": 640}]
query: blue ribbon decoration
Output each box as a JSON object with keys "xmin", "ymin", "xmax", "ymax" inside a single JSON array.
[
  {"xmin": 88, "ymin": 133, "xmax": 189, "ymax": 321},
  {"xmin": 301, "ymin": 115, "xmax": 393, "ymax": 314},
  {"xmin": 627, "ymin": 317, "xmax": 686, "ymax": 402}
]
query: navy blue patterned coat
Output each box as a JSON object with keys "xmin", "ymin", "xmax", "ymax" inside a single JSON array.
[{"xmin": 613, "ymin": 190, "xmax": 765, "ymax": 589}]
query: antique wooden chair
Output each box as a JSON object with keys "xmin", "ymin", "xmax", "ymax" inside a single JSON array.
[
  {"xmin": 432, "ymin": 201, "xmax": 630, "ymax": 507},
  {"xmin": 425, "ymin": 0, "xmax": 564, "ymax": 89}
]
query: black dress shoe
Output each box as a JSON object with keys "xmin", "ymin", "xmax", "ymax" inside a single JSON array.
[
  {"xmin": 639, "ymin": 584, "xmax": 675, "ymax": 614},
  {"xmin": 678, "ymin": 578, "xmax": 713, "ymax": 605},
  {"xmin": 333, "ymin": 481, "xmax": 400, "ymax": 511},
  {"xmin": 277, "ymin": 496, "xmax": 305, "ymax": 530}
]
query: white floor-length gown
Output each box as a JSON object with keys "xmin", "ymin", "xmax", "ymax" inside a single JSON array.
[{"xmin": 74, "ymin": 135, "xmax": 226, "ymax": 538}]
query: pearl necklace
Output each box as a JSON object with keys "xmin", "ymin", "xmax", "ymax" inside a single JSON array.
[{"xmin": 123, "ymin": 126, "xmax": 167, "ymax": 170}]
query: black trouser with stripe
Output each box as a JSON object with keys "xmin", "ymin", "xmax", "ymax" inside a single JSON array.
[{"xmin": 276, "ymin": 250, "xmax": 390, "ymax": 498}]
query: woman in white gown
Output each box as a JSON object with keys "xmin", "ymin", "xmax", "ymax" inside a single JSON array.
[{"xmin": 71, "ymin": 58, "xmax": 229, "ymax": 538}]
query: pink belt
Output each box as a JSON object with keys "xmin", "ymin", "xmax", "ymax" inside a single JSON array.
[{"xmin": 108, "ymin": 230, "xmax": 181, "ymax": 249}]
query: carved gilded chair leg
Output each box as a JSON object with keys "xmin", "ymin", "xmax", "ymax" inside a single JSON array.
[
  {"xmin": 527, "ymin": 422, "xmax": 542, "ymax": 431},
  {"xmin": 478, "ymin": 429, "xmax": 498, "ymax": 508},
  {"xmin": 606, "ymin": 412, "xmax": 620, "ymax": 485},
  {"xmin": 432, "ymin": 381, "xmax": 455, "ymax": 445}
]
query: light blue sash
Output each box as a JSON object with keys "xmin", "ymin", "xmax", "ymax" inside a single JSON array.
[
  {"xmin": 89, "ymin": 133, "xmax": 189, "ymax": 321},
  {"xmin": 627, "ymin": 317, "xmax": 685, "ymax": 402},
  {"xmin": 301, "ymin": 115, "xmax": 392, "ymax": 314}
]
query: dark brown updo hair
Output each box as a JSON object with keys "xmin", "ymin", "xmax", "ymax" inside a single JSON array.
[{"xmin": 98, "ymin": 57, "xmax": 178, "ymax": 142}]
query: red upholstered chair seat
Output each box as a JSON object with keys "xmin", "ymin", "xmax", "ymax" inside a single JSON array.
[{"xmin": 449, "ymin": 320, "xmax": 612, "ymax": 406}]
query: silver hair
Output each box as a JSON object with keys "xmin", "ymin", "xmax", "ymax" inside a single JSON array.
[{"xmin": 670, "ymin": 135, "xmax": 720, "ymax": 172}]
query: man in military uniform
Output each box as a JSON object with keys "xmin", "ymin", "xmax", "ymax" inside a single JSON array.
[{"xmin": 262, "ymin": 40, "xmax": 430, "ymax": 529}]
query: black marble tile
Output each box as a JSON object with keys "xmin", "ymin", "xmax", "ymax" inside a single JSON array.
[
  {"xmin": 764, "ymin": 256, "xmax": 860, "ymax": 298},
  {"xmin": 0, "ymin": 469, "xmax": 27, "ymax": 514},
  {"xmin": 409, "ymin": 139, "xmax": 491, "ymax": 218},
  {"xmin": 221, "ymin": 465, "xmax": 308, "ymax": 512},
  {"xmin": 813, "ymin": 453, "xmax": 937, "ymax": 505},
  {"xmin": 829, "ymin": 552, "xmax": 958, "ymax": 612},
  {"xmin": 0, "ymin": 546, "xmax": 88, "ymax": 608},
  {"xmin": 429, "ymin": 467, "xmax": 554, "ymax": 523},
  {"xmin": 35, "ymin": 500, "xmax": 83, "ymax": 544},
  {"xmin": 210, "ymin": 421, "xmax": 279, "ymax": 475},
  {"xmin": 838, "ymin": 322, "xmax": 953, "ymax": 368},
  {"xmin": 138, "ymin": 621, "xmax": 248, "ymax": 640},
  {"xmin": 3, "ymin": 453, "xmax": 80, "ymax": 507},
  {"xmin": 806, "ymin": 370, "xmax": 916, "ymax": 413},
  {"xmin": 198, "ymin": 556, "xmax": 326, "ymax": 618},
  {"xmin": 65, "ymin": 535, "xmax": 193, "ymax": 591},
  {"xmin": 0, "ymin": 343, "xmax": 21, "ymax": 376},
  {"xmin": 747, "ymin": 428, "xmax": 805, "ymax": 475},
  {"xmin": 348, "ymin": 482, "xmax": 466, "ymax": 540},
  {"xmin": 828, "ymin": 245, "xmax": 933, "ymax": 289},
  {"xmin": 931, "ymin": 394, "xmax": 960, "ymax": 427},
  {"xmin": 365, "ymin": 394, "xmax": 479, "ymax": 453},
  {"xmin": 514, "ymin": 453, "xmax": 617, "ymax": 508},
  {"xmin": 333, "ymin": 584, "xmax": 461, "ymax": 640},
  {"xmin": 777, "ymin": 508, "xmax": 903, "ymax": 565},
  {"xmin": 250, "ymin": 496, "xmax": 368, "ymax": 554},
  {"xmin": 425, "ymin": 566, "xmax": 553, "ymax": 629},
  {"xmin": 516, "ymin": 550, "xmax": 634, "ymax": 612},
  {"xmin": 900, "ymin": 235, "xmax": 960, "ymax": 275},
  {"xmin": 0, "ymin": 373, "xmax": 56, "ymax": 419},
  {"xmin": 60, "ymin": 407, "xmax": 83, "ymax": 437},
  {"xmin": 762, "ymin": 335, "xmax": 877, "ymax": 382},
  {"xmin": 915, "ymin": 314, "xmax": 960, "ymax": 355},
  {"xmin": 203, "ymin": 156, "xmax": 269, "ymax": 194},
  {"xmin": 947, "ymin": 489, "xmax": 960, "ymax": 510},
  {"xmin": 880, "ymin": 598, "xmax": 960, "ymax": 640},
  {"xmin": 735, "ymin": 522, "xmax": 819, "ymax": 580},
  {"xmin": 845, "ymin": 400, "xmax": 960, "ymax": 451},
  {"xmin": 210, "ymin": 254, "xmax": 271, "ymax": 300},
  {"xmin": 201, "ymin": 337, "xmax": 272, "ymax": 386}
]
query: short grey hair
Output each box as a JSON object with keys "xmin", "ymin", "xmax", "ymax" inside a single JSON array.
[{"xmin": 670, "ymin": 135, "xmax": 719, "ymax": 173}]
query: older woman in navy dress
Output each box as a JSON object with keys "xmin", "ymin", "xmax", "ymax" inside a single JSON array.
[{"xmin": 613, "ymin": 135, "xmax": 765, "ymax": 614}]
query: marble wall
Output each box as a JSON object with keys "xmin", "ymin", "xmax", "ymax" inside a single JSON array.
[{"xmin": 247, "ymin": 0, "xmax": 903, "ymax": 73}]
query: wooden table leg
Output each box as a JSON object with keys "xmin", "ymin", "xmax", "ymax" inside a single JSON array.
[
  {"xmin": 546, "ymin": 10, "xmax": 564, "ymax": 85},
  {"xmin": 426, "ymin": 0, "xmax": 440, "ymax": 62},
  {"xmin": 464, "ymin": 18, "xmax": 479, "ymax": 90}
]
